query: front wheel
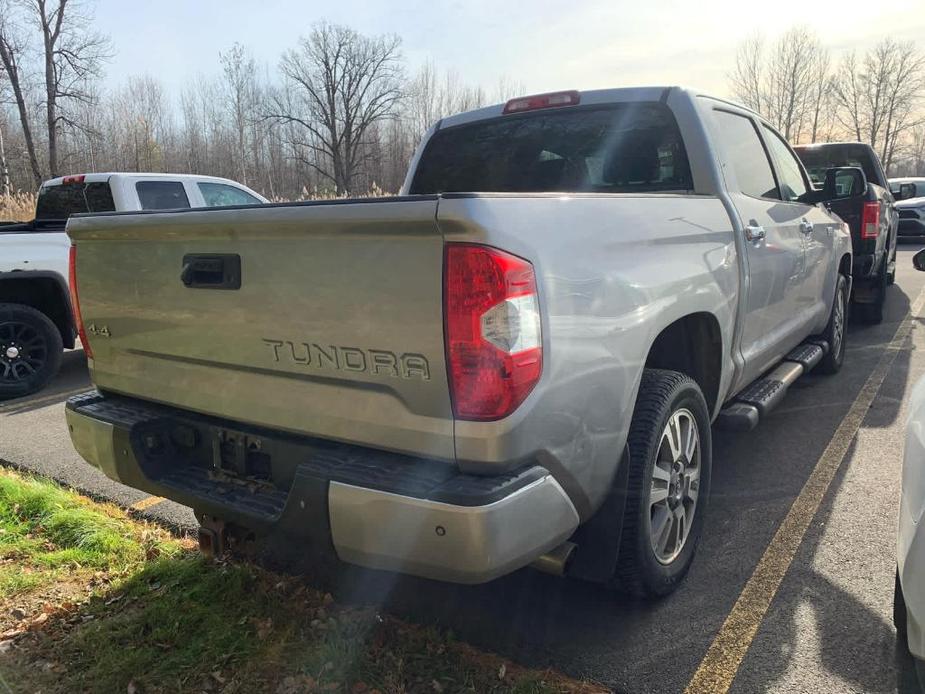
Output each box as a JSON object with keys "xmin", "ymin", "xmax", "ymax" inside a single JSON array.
[
  {"xmin": 615, "ymin": 369, "xmax": 712, "ymax": 598},
  {"xmin": 817, "ymin": 273, "xmax": 848, "ymax": 375},
  {"xmin": 0, "ymin": 303, "xmax": 63, "ymax": 400}
]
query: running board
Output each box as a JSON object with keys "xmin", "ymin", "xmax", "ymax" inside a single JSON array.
[{"xmin": 715, "ymin": 341, "xmax": 828, "ymax": 432}]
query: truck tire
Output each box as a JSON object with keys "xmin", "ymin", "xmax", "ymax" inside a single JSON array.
[
  {"xmin": 0, "ymin": 303, "xmax": 64, "ymax": 400},
  {"xmin": 615, "ymin": 369, "xmax": 711, "ymax": 598},
  {"xmin": 857, "ymin": 266, "xmax": 887, "ymax": 325},
  {"xmin": 817, "ymin": 273, "xmax": 848, "ymax": 375}
]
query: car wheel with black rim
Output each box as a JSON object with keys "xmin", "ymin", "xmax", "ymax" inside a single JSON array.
[
  {"xmin": 817, "ymin": 273, "xmax": 848, "ymax": 375},
  {"xmin": 0, "ymin": 303, "xmax": 63, "ymax": 400},
  {"xmin": 615, "ymin": 369, "xmax": 712, "ymax": 598}
]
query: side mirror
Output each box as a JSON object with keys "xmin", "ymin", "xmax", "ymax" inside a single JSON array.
[
  {"xmin": 914, "ymin": 248, "xmax": 925, "ymax": 272},
  {"xmin": 896, "ymin": 183, "xmax": 917, "ymax": 201},
  {"xmin": 822, "ymin": 167, "xmax": 867, "ymax": 200},
  {"xmin": 801, "ymin": 167, "xmax": 867, "ymax": 204}
]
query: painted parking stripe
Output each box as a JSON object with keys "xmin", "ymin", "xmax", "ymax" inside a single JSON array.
[
  {"xmin": 130, "ymin": 495, "xmax": 165, "ymax": 511},
  {"xmin": 686, "ymin": 287, "xmax": 925, "ymax": 694}
]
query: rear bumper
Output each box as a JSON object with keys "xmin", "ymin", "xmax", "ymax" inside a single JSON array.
[{"xmin": 65, "ymin": 391, "xmax": 579, "ymax": 584}]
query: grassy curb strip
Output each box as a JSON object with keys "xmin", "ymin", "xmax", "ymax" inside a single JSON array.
[{"xmin": 0, "ymin": 467, "xmax": 605, "ymax": 693}]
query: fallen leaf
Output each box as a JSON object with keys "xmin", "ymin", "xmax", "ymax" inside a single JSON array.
[
  {"xmin": 431, "ymin": 681, "xmax": 443, "ymax": 693},
  {"xmin": 28, "ymin": 613, "xmax": 48, "ymax": 629},
  {"xmin": 498, "ymin": 663, "xmax": 506, "ymax": 680},
  {"xmin": 104, "ymin": 594, "xmax": 124, "ymax": 606},
  {"xmin": 0, "ymin": 640, "xmax": 13, "ymax": 653},
  {"xmin": 212, "ymin": 671, "xmax": 226, "ymax": 684},
  {"xmin": 127, "ymin": 680, "xmax": 138, "ymax": 694},
  {"xmin": 10, "ymin": 608, "xmax": 24, "ymax": 621},
  {"xmin": 352, "ymin": 683, "xmax": 369, "ymax": 693}
]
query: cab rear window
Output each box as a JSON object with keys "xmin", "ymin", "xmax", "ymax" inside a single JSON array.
[
  {"xmin": 409, "ymin": 102, "xmax": 692, "ymax": 195},
  {"xmin": 35, "ymin": 182, "xmax": 115, "ymax": 220}
]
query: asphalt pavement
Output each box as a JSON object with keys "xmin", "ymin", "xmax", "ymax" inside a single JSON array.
[{"xmin": 3, "ymin": 246, "xmax": 925, "ymax": 693}]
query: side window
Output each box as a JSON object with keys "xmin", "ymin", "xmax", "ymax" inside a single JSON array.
[
  {"xmin": 761, "ymin": 126, "xmax": 809, "ymax": 202},
  {"xmin": 710, "ymin": 110, "xmax": 779, "ymax": 200},
  {"xmin": 198, "ymin": 182, "xmax": 261, "ymax": 207},
  {"xmin": 136, "ymin": 181, "xmax": 191, "ymax": 210}
]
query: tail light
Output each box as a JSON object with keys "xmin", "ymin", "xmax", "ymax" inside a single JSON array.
[
  {"xmin": 862, "ymin": 201, "xmax": 881, "ymax": 239},
  {"xmin": 67, "ymin": 245, "xmax": 92, "ymax": 359},
  {"xmin": 444, "ymin": 244, "xmax": 542, "ymax": 421}
]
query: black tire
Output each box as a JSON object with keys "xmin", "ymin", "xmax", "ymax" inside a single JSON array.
[
  {"xmin": 0, "ymin": 303, "xmax": 63, "ymax": 400},
  {"xmin": 817, "ymin": 273, "xmax": 848, "ymax": 375},
  {"xmin": 857, "ymin": 265, "xmax": 887, "ymax": 325},
  {"xmin": 615, "ymin": 369, "xmax": 712, "ymax": 598}
]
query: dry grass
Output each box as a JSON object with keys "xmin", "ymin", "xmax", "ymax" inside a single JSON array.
[{"xmin": 0, "ymin": 192, "xmax": 37, "ymax": 222}]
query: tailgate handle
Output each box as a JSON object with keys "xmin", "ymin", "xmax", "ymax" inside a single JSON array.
[{"xmin": 181, "ymin": 254, "xmax": 241, "ymax": 290}]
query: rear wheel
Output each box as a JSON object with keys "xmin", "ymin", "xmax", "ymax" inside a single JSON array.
[
  {"xmin": 0, "ymin": 304, "xmax": 63, "ymax": 400},
  {"xmin": 817, "ymin": 273, "xmax": 848, "ymax": 375},
  {"xmin": 857, "ymin": 266, "xmax": 887, "ymax": 325},
  {"xmin": 615, "ymin": 369, "xmax": 711, "ymax": 598}
]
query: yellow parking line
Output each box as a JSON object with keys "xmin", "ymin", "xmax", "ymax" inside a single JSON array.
[
  {"xmin": 686, "ymin": 286, "xmax": 925, "ymax": 694},
  {"xmin": 130, "ymin": 495, "xmax": 165, "ymax": 512}
]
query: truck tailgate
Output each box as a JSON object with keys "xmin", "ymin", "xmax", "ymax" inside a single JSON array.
[{"xmin": 67, "ymin": 198, "xmax": 455, "ymax": 459}]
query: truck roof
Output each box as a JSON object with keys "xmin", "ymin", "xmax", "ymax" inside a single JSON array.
[
  {"xmin": 437, "ymin": 86, "xmax": 757, "ymax": 130},
  {"xmin": 40, "ymin": 172, "xmax": 254, "ymax": 188}
]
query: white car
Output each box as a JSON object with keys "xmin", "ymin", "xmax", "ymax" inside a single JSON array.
[
  {"xmin": 0, "ymin": 172, "xmax": 267, "ymax": 399},
  {"xmin": 896, "ymin": 248, "xmax": 925, "ymax": 682}
]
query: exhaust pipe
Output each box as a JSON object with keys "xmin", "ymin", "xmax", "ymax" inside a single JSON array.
[{"xmin": 530, "ymin": 541, "xmax": 577, "ymax": 576}]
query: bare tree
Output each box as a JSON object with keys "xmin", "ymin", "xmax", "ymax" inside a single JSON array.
[
  {"xmin": 804, "ymin": 44, "xmax": 832, "ymax": 142},
  {"xmin": 266, "ymin": 22, "xmax": 404, "ymax": 194},
  {"xmin": 729, "ymin": 33, "xmax": 765, "ymax": 114},
  {"xmin": 729, "ymin": 27, "xmax": 829, "ymax": 141},
  {"xmin": 220, "ymin": 42, "xmax": 256, "ymax": 185},
  {"xmin": 0, "ymin": 1, "xmax": 42, "ymax": 184},
  {"xmin": 833, "ymin": 39, "xmax": 925, "ymax": 171},
  {"xmin": 24, "ymin": 0, "xmax": 110, "ymax": 177}
]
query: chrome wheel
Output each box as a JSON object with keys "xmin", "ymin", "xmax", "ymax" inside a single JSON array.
[
  {"xmin": 831, "ymin": 285, "xmax": 845, "ymax": 359},
  {"xmin": 649, "ymin": 408, "xmax": 701, "ymax": 565}
]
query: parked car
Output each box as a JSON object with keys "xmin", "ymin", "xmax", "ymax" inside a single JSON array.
[
  {"xmin": 0, "ymin": 172, "xmax": 267, "ymax": 399},
  {"xmin": 65, "ymin": 87, "xmax": 852, "ymax": 597},
  {"xmin": 891, "ymin": 177, "xmax": 925, "ymax": 239},
  {"xmin": 794, "ymin": 142, "xmax": 898, "ymax": 324},
  {"xmin": 895, "ymin": 247, "xmax": 925, "ymax": 684}
]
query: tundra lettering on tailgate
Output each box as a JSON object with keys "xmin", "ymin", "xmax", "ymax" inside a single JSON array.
[{"xmin": 262, "ymin": 339, "xmax": 430, "ymax": 381}]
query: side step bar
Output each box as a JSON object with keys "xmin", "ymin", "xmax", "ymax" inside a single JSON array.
[{"xmin": 715, "ymin": 341, "xmax": 828, "ymax": 432}]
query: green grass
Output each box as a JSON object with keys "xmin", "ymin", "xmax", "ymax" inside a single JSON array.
[
  {"xmin": 0, "ymin": 469, "xmax": 602, "ymax": 694},
  {"xmin": 0, "ymin": 470, "xmax": 181, "ymax": 598}
]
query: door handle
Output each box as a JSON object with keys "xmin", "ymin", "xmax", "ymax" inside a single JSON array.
[
  {"xmin": 800, "ymin": 219, "xmax": 814, "ymax": 235},
  {"xmin": 745, "ymin": 224, "xmax": 766, "ymax": 242},
  {"xmin": 181, "ymin": 254, "xmax": 242, "ymax": 289}
]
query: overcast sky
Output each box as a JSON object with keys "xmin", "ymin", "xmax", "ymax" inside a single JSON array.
[{"xmin": 95, "ymin": 0, "xmax": 925, "ymax": 101}]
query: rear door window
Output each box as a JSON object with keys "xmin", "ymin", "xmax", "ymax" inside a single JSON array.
[
  {"xmin": 35, "ymin": 182, "xmax": 116, "ymax": 220},
  {"xmin": 409, "ymin": 102, "xmax": 692, "ymax": 194},
  {"xmin": 136, "ymin": 181, "xmax": 191, "ymax": 210},
  {"xmin": 198, "ymin": 182, "xmax": 261, "ymax": 207},
  {"xmin": 708, "ymin": 110, "xmax": 779, "ymax": 200},
  {"xmin": 761, "ymin": 126, "xmax": 810, "ymax": 202}
]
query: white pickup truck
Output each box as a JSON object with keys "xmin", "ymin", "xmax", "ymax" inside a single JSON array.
[
  {"xmin": 0, "ymin": 173, "xmax": 266, "ymax": 399},
  {"xmin": 66, "ymin": 87, "xmax": 855, "ymax": 597}
]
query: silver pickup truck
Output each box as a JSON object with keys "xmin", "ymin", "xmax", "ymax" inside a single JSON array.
[{"xmin": 65, "ymin": 87, "xmax": 852, "ymax": 597}]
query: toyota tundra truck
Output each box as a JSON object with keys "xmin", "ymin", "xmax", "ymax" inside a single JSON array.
[{"xmin": 64, "ymin": 87, "xmax": 853, "ymax": 597}]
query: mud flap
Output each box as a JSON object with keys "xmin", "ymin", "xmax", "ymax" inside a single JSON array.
[{"xmin": 566, "ymin": 444, "xmax": 631, "ymax": 584}]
